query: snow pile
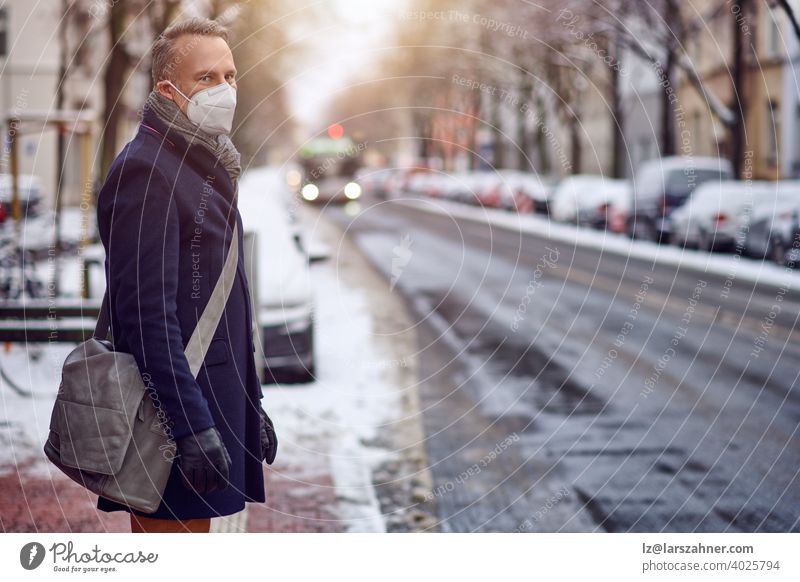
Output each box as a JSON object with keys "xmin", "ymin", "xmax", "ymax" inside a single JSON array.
[{"xmin": 401, "ymin": 197, "xmax": 800, "ymax": 289}]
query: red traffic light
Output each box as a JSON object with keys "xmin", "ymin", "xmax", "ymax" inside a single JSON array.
[{"xmin": 327, "ymin": 123, "xmax": 344, "ymax": 140}]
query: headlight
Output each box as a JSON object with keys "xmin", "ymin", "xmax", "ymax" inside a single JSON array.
[
  {"xmin": 344, "ymin": 182, "xmax": 362, "ymax": 199},
  {"xmin": 286, "ymin": 170, "xmax": 302, "ymax": 188},
  {"xmin": 301, "ymin": 184, "xmax": 319, "ymax": 200}
]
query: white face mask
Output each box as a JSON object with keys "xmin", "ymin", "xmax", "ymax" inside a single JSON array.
[{"xmin": 166, "ymin": 80, "xmax": 237, "ymax": 136}]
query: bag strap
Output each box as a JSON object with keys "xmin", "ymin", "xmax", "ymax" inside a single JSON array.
[
  {"xmin": 94, "ymin": 221, "xmax": 239, "ymax": 380},
  {"xmin": 93, "ymin": 291, "xmax": 111, "ymax": 340},
  {"xmin": 184, "ymin": 221, "xmax": 238, "ymax": 377}
]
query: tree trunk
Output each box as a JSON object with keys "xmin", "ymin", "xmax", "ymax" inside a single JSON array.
[
  {"xmin": 517, "ymin": 71, "xmax": 533, "ymax": 171},
  {"xmin": 491, "ymin": 94, "xmax": 504, "ymax": 169},
  {"xmin": 55, "ymin": 0, "xmax": 70, "ymax": 260},
  {"xmin": 570, "ymin": 114, "xmax": 582, "ymax": 174},
  {"xmin": 415, "ymin": 111, "xmax": 430, "ymax": 160},
  {"xmin": 535, "ymin": 92, "xmax": 550, "ymax": 175},
  {"xmin": 730, "ymin": 0, "xmax": 749, "ymax": 178},
  {"xmin": 659, "ymin": 0, "xmax": 679, "ymax": 156},
  {"xmin": 100, "ymin": 3, "xmax": 129, "ymax": 181},
  {"xmin": 660, "ymin": 47, "xmax": 676, "ymax": 156},
  {"xmin": 610, "ymin": 37, "xmax": 626, "ymax": 177},
  {"xmin": 469, "ymin": 92, "xmax": 481, "ymax": 171}
]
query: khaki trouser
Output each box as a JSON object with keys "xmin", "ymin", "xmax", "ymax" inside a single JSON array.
[{"xmin": 130, "ymin": 514, "xmax": 211, "ymax": 533}]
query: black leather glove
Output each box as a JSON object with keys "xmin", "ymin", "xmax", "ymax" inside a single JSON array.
[
  {"xmin": 258, "ymin": 406, "xmax": 278, "ymax": 465},
  {"xmin": 176, "ymin": 426, "xmax": 231, "ymax": 494}
]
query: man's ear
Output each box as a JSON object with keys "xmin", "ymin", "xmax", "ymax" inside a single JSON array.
[{"xmin": 155, "ymin": 80, "xmax": 175, "ymax": 101}]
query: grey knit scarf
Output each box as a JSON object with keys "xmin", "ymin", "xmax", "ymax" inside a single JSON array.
[{"xmin": 144, "ymin": 89, "xmax": 241, "ymax": 186}]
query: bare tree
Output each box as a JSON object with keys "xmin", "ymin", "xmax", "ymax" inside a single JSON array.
[
  {"xmin": 99, "ymin": 0, "xmax": 135, "ymax": 180},
  {"xmin": 229, "ymin": 0, "xmax": 297, "ymax": 165},
  {"xmin": 594, "ymin": 0, "xmax": 751, "ymax": 175},
  {"xmin": 144, "ymin": 0, "xmax": 182, "ymax": 97}
]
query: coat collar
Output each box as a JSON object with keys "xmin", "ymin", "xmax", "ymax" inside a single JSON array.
[{"xmin": 140, "ymin": 106, "xmax": 236, "ymax": 202}]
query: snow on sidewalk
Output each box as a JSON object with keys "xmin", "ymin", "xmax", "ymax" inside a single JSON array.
[{"xmin": 248, "ymin": 261, "xmax": 404, "ymax": 533}]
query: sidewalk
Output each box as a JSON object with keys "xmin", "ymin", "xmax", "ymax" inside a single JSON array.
[
  {"xmin": 0, "ymin": 199, "xmax": 436, "ymax": 533},
  {"xmin": 0, "ymin": 459, "xmax": 340, "ymax": 533}
]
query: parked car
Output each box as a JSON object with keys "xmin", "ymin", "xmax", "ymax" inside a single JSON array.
[
  {"xmin": 481, "ymin": 171, "xmax": 517, "ymax": 210},
  {"xmin": 744, "ymin": 198, "xmax": 798, "ymax": 263},
  {"xmin": 384, "ymin": 167, "xmax": 419, "ymax": 198},
  {"xmin": 670, "ymin": 180, "xmax": 775, "ymax": 252},
  {"xmin": 467, "ymin": 172, "xmax": 503, "ymax": 208},
  {"xmin": 353, "ymin": 168, "xmax": 371, "ymax": 192},
  {"xmin": 438, "ymin": 172, "xmax": 471, "ymax": 203},
  {"xmin": 741, "ymin": 182, "xmax": 800, "ymax": 264},
  {"xmin": 489, "ymin": 171, "xmax": 552, "ymax": 213},
  {"xmin": 355, "ymin": 167, "xmax": 397, "ymax": 200},
  {"xmin": 627, "ymin": 156, "xmax": 734, "ymax": 243},
  {"xmin": 780, "ymin": 215, "xmax": 800, "ymax": 268},
  {"xmin": 549, "ymin": 175, "xmax": 631, "ymax": 225},
  {"xmin": 239, "ymin": 167, "xmax": 317, "ymax": 383},
  {"xmin": 669, "ymin": 201, "xmax": 700, "ymax": 249},
  {"xmin": 406, "ymin": 171, "xmax": 439, "ymax": 197},
  {"xmin": 433, "ymin": 171, "xmax": 488, "ymax": 205},
  {"xmin": 526, "ymin": 175, "xmax": 559, "ymax": 215},
  {"xmin": 587, "ymin": 183, "xmax": 632, "ymax": 233}
]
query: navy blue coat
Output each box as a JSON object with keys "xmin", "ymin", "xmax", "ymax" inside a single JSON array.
[{"xmin": 95, "ymin": 106, "xmax": 266, "ymax": 520}]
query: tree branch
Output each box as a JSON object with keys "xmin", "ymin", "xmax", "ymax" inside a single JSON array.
[{"xmin": 774, "ymin": 0, "xmax": 800, "ymax": 42}]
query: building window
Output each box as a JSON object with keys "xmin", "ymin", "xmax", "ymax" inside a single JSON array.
[
  {"xmin": 793, "ymin": 103, "xmax": 800, "ymax": 177},
  {"xmin": 766, "ymin": 10, "xmax": 781, "ymax": 57},
  {"xmin": 0, "ymin": 8, "xmax": 8, "ymax": 58},
  {"xmin": 767, "ymin": 100, "xmax": 780, "ymax": 165},
  {"xmin": 693, "ymin": 111, "xmax": 703, "ymax": 155}
]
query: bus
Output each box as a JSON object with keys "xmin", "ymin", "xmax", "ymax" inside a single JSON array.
[{"xmin": 297, "ymin": 136, "xmax": 364, "ymax": 204}]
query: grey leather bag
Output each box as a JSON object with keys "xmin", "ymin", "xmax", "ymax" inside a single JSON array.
[{"xmin": 43, "ymin": 223, "xmax": 239, "ymax": 513}]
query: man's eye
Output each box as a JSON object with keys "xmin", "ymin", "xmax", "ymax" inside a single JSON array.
[
  {"xmin": 200, "ymin": 75, "xmax": 211, "ymax": 82},
  {"xmin": 226, "ymin": 74, "xmax": 235, "ymax": 81}
]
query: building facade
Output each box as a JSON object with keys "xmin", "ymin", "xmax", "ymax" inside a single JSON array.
[
  {"xmin": 677, "ymin": 0, "xmax": 785, "ymax": 180},
  {"xmin": 0, "ymin": 0, "xmax": 150, "ymax": 208}
]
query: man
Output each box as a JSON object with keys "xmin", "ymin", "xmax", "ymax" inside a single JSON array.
[{"xmin": 95, "ymin": 17, "xmax": 277, "ymax": 533}]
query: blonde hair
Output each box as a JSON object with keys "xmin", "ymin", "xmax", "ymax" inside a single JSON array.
[{"xmin": 151, "ymin": 17, "xmax": 229, "ymax": 85}]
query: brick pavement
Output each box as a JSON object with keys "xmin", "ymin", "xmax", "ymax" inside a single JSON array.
[{"xmin": 0, "ymin": 457, "xmax": 342, "ymax": 533}]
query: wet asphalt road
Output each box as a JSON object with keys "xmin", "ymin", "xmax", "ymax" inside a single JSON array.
[{"xmin": 324, "ymin": 196, "xmax": 800, "ymax": 533}]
